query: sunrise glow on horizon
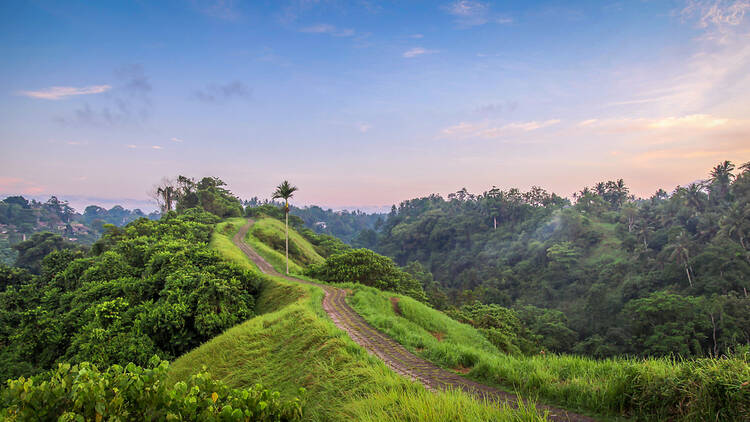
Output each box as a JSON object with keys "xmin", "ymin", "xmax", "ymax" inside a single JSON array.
[{"xmin": 2, "ymin": 0, "xmax": 749, "ymax": 210}]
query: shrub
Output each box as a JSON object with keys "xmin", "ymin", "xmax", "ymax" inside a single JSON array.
[
  {"xmin": 306, "ymin": 249, "xmax": 427, "ymax": 302},
  {"xmin": 1, "ymin": 356, "xmax": 304, "ymax": 422}
]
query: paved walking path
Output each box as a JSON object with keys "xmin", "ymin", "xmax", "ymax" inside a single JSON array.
[{"xmin": 234, "ymin": 220, "xmax": 597, "ymax": 422}]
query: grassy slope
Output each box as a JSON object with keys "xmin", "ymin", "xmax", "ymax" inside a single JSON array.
[
  {"xmin": 246, "ymin": 217, "xmax": 324, "ymax": 273},
  {"xmin": 168, "ymin": 218, "xmax": 548, "ymax": 421},
  {"xmin": 246, "ymin": 217, "xmax": 749, "ymax": 421}
]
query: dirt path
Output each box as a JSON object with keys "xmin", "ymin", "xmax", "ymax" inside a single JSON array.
[{"xmin": 234, "ymin": 220, "xmax": 598, "ymax": 422}]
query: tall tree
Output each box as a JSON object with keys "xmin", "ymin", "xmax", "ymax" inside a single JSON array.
[
  {"xmin": 666, "ymin": 231, "xmax": 694, "ymax": 287},
  {"xmin": 152, "ymin": 178, "xmax": 177, "ymax": 213},
  {"xmin": 709, "ymin": 160, "xmax": 735, "ymax": 201},
  {"xmin": 272, "ymin": 181, "xmax": 298, "ymax": 274}
]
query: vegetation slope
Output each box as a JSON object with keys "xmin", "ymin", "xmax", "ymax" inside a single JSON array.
[
  {"xmin": 167, "ymin": 218, "xmax": 549, "ymax": 421},
  {"xmin": 248, "ymin": 213, "xmax": 749, "ymax": 421}
]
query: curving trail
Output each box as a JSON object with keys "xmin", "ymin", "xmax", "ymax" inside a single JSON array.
[{"xmin": 234, "ymin": 220, "xmax": 597, "ymax": 422}]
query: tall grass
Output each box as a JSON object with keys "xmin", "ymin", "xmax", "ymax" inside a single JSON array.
[
  {"xmin": 170, "ymin": 218, "xmax": 550, "ymax": 421},
  {"xmin": 347, "ymin": 285, "xmax": 750, "ymax": 421},
  {"xmin": 251, "ymin": 217, "xmax": 324, "ymax": 265},
  {"xmin": 345, "ymin": 388, "xmax": 548, "ymax": 422}
]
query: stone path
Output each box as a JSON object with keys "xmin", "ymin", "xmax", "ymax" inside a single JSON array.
[{"xmin": 234, "ymin": 220, "xmax": 598, "ymax": 422}]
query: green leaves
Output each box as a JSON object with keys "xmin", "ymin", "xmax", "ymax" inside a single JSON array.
[
  {"xmin": 306, "ymin": 249, "xmax": 428, "ymax": 302},
  {"xmin": 0, "ymin": 357, "xmax": 304, "ymax": 421},
  {"xmin": 0, "ymin": 211, "xmax": 262, "ymax": 381}
]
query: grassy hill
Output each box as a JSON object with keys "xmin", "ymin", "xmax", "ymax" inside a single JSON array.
[
  {"xmin": 209, "ymin": 217, "xmax": 750, "ymax": 421},
  {"xmin": 167, "ymin": 218, "xmax": 548, "ymax": 421}
]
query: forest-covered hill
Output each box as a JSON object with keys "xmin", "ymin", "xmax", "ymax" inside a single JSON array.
[
  {"xmin": 361, "ymin": 161, "xmax": 750, "ymax": 359},
  {"xmin": 0, "ymin": 195, "xmax": 160, "ymax": 265}
]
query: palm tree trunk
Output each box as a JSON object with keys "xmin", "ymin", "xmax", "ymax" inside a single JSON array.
[
  {"xmin": 685, "ymin": 265, "xmax": 693, "ymax": 287},
  {"xmin": 285, "ymin": 201, "xmax": 289, "ymax": 274}
]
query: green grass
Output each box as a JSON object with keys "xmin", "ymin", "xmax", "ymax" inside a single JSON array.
[
  {"xmin": 169, "ymin": 218, "xmax": 549, "ymax": 421},
  {"xmin": 346, "ymin": 283, "xmax": 750, "ymax": 421},
  {"xmin": 248, "ymin": 217, "xmax": 324, "ymax": 270},
  {"xmin": 221, "ymin": 216, "xmax": 750, "ymax": 421},
  {"xmin": 345, "ymin": 388, "xmax": 548, "ymax": 422}
]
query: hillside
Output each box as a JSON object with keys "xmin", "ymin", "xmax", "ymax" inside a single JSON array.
[
  {"xmin": 0, "ymin": 195, "xmax": 159, "ymax": 266},
  {"xmin": 224, "ymin": 215, "xmax": 749, "ymax": 421},
  {"xmin": 370, "ymin": 162, "xmax": 750, "ymax": 359},
  {"xmin": 167, "ymin": 218, "xmax": 550, "ymax": 421}
]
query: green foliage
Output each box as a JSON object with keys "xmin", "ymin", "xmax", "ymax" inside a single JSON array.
[
  {"xmin": 250, "ymin": 218, "xmax": 324, "ymax": 266},
  {"xmin": 307, "ymin": 248, "xmax": 428, "ymax": 302},
  {"xmin": 1, "ymin": 356, "xmax": 304, "ymax": 421},
  {"xmin": 623, "ymin": 292, "xmax": 710, "ymax": 357},
  {"xmin": 370, "ymin": 161, "xmax": 750, "ymax": 358},
  {"xmin": 348, "ymin": 282, "xmax": 750, "ymax": 421},
  {"xmin": 171, "ymin": 219, "xmax": 546, "ymax": 421},
  {"xmin": 244, "ymin": 200, "xmax": 383, "ymax": 245},
  {"xmin": 0, "ymin": 212, "xmax": 262, "ymax": 381},
  {"xmin": 175, "ymin": 176, "xmax": 244, "ymax": 218},
  {"xmin": 0, "ymin": 265, "xmax": 33, "ymax": 292},
  {"xmin": 12, "ymin": 232, "xmax": 84, "ymax": 274},
  {"xmin": 0, "ymin": 196, "xmax": 159, "ymax": 261},
  {"xmin": 447, "ymin": 303, "xmax": 525, "ymax": 355}
]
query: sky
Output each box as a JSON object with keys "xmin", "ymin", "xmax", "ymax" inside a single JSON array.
[{"xmin": 1, "ymin": 0, "xmax": 749, "ymax": 212}]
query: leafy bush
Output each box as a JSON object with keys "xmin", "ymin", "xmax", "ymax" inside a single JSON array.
[
  {"xmin": 306, "ymin": 248, "xmax": 427, "ymax": 302},
  {"xmin": 447, "ymin": 303, "xmax": 526, "ymax": 355},
  {"xmin": 1, "ymin": 356, "xmax": 304, "ymax": 421},
  {"xmin": 0, "ymin": 212, "xmax": 262, "ymax": 381}
]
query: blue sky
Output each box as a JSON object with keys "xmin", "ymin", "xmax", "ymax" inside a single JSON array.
[{"xmin": 1, "ymin": 0, "xmax": 749, "ymax": 211}]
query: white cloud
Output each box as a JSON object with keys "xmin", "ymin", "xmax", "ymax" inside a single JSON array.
[
  {"xmin": 300, "ymin": 24, "xmax": 355, "ymax": 37},
  {"xmin": 441, "ymin": 119, "xmax": 561, "ymax": 139},
  {"xmin": 681, "ymin": 0, "xmax": 750, "ymax": 29},
  {"xmin": 126, "ymin": 144, "xmax": 166, "ymax": 150},
  {"xmin": 577, "ymin": 114, "xmax": 737, "ymax": 131},
  {"xmin": 403, "ymin": 47, "xmax": 438, "ymax": 58},
  {"xmin": 18, "ymin": 85, "xmax": 111, "ymax": 100},
  {"xmin": 170, "ymin": 137, "xmax": 184, "ymax": 143},
  {"xmin": 443, "ymin": 1, "xmax": 511, "ymax": 27},
  {"xmin": 578, "ymin": 119, "xmax": 599, "ymax": 127},
  {"xmin": 446, "ymin": 1, "xmax": 490, "ymax": 26},
  {"xmin": 411, "ymin": 33, "xmax": 424, "ymax": 38}
]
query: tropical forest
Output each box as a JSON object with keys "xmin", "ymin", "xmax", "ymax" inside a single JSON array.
[{"xmin": 2, "ymin": 1, "xmax": 750, "ymax": 421}]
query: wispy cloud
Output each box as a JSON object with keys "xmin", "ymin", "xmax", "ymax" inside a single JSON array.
[
  {"xmin": 193, "ymin": 0, "xmax": 240, "ymax": 20},
  {"xmin": 193, "ymin": 80, "xmax": 251, "ymax": 102},
  {"xmin": 125, "ymin": 144, "xmax": 165, "ymax": 150},
  {"xmin": 443, "ymin": 1, "xmax": 512, "ymax": 27},
  {"xmin": 403, "ymin": 47, "xmax": 438, "ymax": 58},
  {"xmin": 56, "ymin": 64, "xmax": 153, "ymax": 127},
  {"xmin": 441, "ymin": 119, "xmax": 561, "ymax": 139},
  {"xmin": 170, "ymin": 137, "xmax": 184, "ymax": 143},
  {"xmin": 300, "ymin": 23, "xmax": 355, "ymax": 37},
  {"xmin": 577, "ymin": 114, "xmax": 737, "ymax": 131},
  {"xmin": 681, "ymin": 0, "xmax": 750, "ymax": 29},
  {"xmin": 18, "ymin": 85, "xmax": 111, "ymax": 100},
  {"xmin": 0, "ymin": 177, "xmax": 45, "ymax": 195}
]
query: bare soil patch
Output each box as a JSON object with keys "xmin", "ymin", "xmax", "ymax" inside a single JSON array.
[{"xmin": 390, "ymin": 297, "xmax": 402, "ymax": 315}]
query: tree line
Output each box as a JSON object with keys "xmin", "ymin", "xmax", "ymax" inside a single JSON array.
[{"xmin": 358, "ymin": 161, "xmax": 750, "ymax": 358}]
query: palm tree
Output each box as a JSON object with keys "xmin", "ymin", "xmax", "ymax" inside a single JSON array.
[
  {"xmin": 272, "ymin": 180, "xmax": 298, "ymax": 274},
  {"xmin": 667, "ymin": 231, "xmax": 694, "ymax": 287},
  {"xmin": 721, "ymin": 204, "xmax": 750, "ymax": 262},
  {"xmin": 709, "ymin": 160, "xmax": 735, "ymax": 200}
]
